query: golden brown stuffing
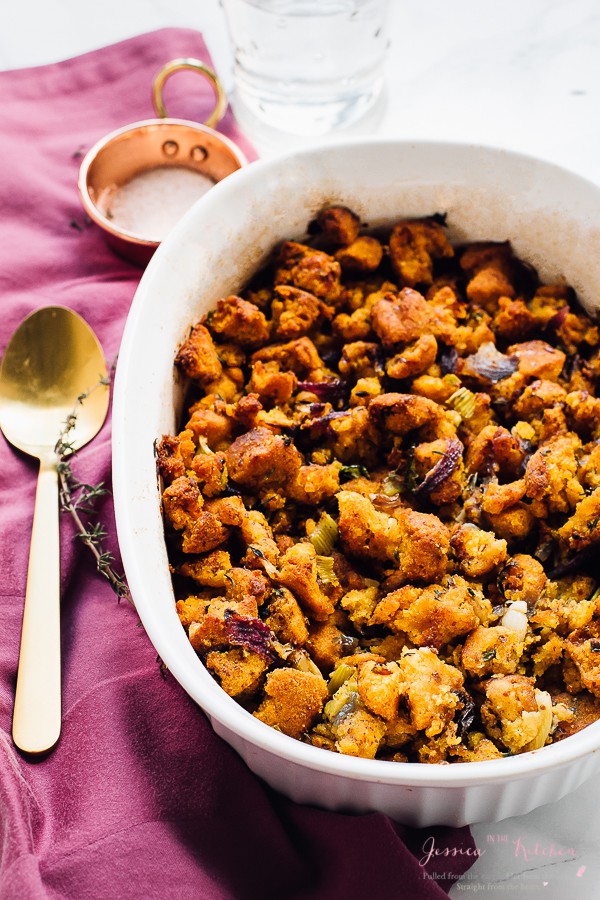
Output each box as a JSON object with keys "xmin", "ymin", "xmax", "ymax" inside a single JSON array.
[
  {"xmin": 264, "ymin": 587, "xmax": 309, "ymax": 646},
  {"xmin": 209, "ymin": 295, "xmax": 270, "ymax": 347},
  {"xmin": 357, "ymin": 659, "xmax": 401, "ymax": 720},
  {"xmin": 162, "ymin": 476, "xmax": 230, "ymax": 554},
  {"xmin": 480, "ymin": 675, "xmax": 553, "ymax": 753},
  {"xmin": 371, "ymin": 288, "xmax": 432, "ymax": 346},
  {"xmin": 175, "ymin": 323, "xmax": 223, "ymax": 385},
  {"xmin": 399, "ymin": 648, "xmax": 464, "ymax": 738},
  {"xmin": 314, "ymin": 205, "xmax": 360, "ymax": 247},
  {"xmin": 532, "ymin": 575, "xmax": 596, "ymax": 635},
  {"xmin": 272, "ymin": 285, "xmax": 327, "ymax": 341},
  {"xmin": 248, "ymin": 360, "xmax": 297, "ymax": 406},
  {"xmin": 337, "ymin": 490, "xmax": 450, "ymax": 582},
  {"xmin": 277, "ymin": 542, "xmax": 336, "ymax": 621},
  {"xmin": 450, "ymin": 524, "xmax": 507, "ymax": 577},
  {"xmin": 185, "ymin": 400, "xmax": 233, "ymax": 449},
  {"xmin": 275, "ymin": 241, "xmax": 343, "ymax": 304},
  {"xmin": 564, "ymin": 622, "xmax": 600, "ymax": 697},
  {"xmin": 225, "ymin": 566, "xmax": 270, "ymax": 606},
  {"xmin": 464, "ymin": 425, "xmax": 524, "ymax": 478},
  {"xmin": 251, "ymin": 335, "xmax": 323, "ymax": 375},
  {"xmin": 467, "ymin": 270, "xmax": 515, "ymax": 310},
  {"xmin": 497, "ymin": 554, "xmax": 547, "ymax": 606},
  {"xmin": 254, "ymin": 669, "xmax": 328, "ymax": 738},
  {"xmin": 388, "ymin": 218, "xmax": 454, "ymax": 287},
  {"xmin": 461, "ymin": 626, "xmax": 523, "ymax": 677},
  {"xmin": 333, "ymin": 708, "xmax": 388, "ymax": 758},
  {"xmin": 508, "ymin": 340, "xmax": 566, "ymax": 381},
  {"xmin": 335, "ymin": 236, "xmax": 384, "ymax": 274},
  {"xmin": 551, "ymin": 691, "xmax": 599, "ymax": 741},
  {"xmin": 163, "ymin": 206, "xmax": 600, "ymax": 764},
  {"xmin": 513, "ymin": 379, "xmax": 567, "ymax": 421},
  {"xmin": 368, "ymin": 392, "xmax": 455, "ymax": 441},
  {"xmin": 306, "ymin": 620, "xmax": 350, "ymax": 672},
  {"xmin": 156, "ymin": 431, "xmax": 195, "ymax": 484},
  {"xmin": 226, "ymin": 426, "xmax": 302, "ymax": 490},
  {"xmin": 370, "ymin": 576, "xmax": 484, "ymax": 650},
  {"xmin": 492, "ymin": 297, "xmax": 537, "ymax": 342},
  {"xmin": 179, "ymin": 549, "xmax": 232, "ymax": 587},
  {"xmin": 557, "ymin": 487, "xmax": 600, "ymax": 551},
  {"xmin": 206, "ymin": 648, "xmax": 269, "ymax": 698},
  {"xmin": 286, "ymin": 463, "xmax": 341, "ymax": 505},
  {"xmin": 386, "ymin": 334, "xmax": 438, "ymax": 381}
]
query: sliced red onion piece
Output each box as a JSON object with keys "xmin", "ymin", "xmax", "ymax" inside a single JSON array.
[
  {"xmin": 461, "ymin": 342, "xmax": 518, "ymax": 383},
  {"xmin": 225, "ymin": 612, "xmax": 277, "ymax": 661},
  {"xmin": 549, "ymin": 545, "xmax": 597, "ymax": 579},
  {"xmin": 547, "ymin": 305, "xmax": 569, "ymax": 331},
  {"xmin": 298, "ymin": 379, "xmax": 349, "ymax": 404},
  {"xmin": 300, "ymin": 409, "xmax": 351, "ymax": 439},
  {"xmin": 414, "ymin": 438, "xmax": 463, "ymax": 496},
  {"xmin": 439, "ymin": 345, "xmax": 459, "ymax": 375},
  {"xmin": 372, "ymin": 493, "xmax": 404, "ymax": 509}
]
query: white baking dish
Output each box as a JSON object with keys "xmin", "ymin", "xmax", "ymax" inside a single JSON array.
[{"xmin": 112, "ymin": 140, "xmax": 600, "ymax": 826}]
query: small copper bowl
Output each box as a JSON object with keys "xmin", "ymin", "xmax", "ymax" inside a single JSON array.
[{"xmin": 78, "ymin": 60, "xmax": 246, "ymax": 267}]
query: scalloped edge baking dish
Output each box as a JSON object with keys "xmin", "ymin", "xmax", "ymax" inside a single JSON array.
[{"xmin": 113, "ymin": 139, "xmax": 600, "ymax": 826}]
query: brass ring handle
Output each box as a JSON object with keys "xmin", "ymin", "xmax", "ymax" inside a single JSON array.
[{"xmin": 152, "ymin": 58, "xmax": 228, "ymax": 130}]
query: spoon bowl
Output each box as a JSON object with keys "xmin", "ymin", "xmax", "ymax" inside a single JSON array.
[{"xmin": 0, "ymin": 306, "xmax": 109, "ymax": 753}]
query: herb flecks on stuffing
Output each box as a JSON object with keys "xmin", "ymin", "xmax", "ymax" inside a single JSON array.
[{"xmin": 158, "ymin": 208, "xmax": 600, "ymax": 763}]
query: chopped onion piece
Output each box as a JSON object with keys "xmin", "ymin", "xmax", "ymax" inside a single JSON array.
[
  {"xmin": 523, "ymin": 690, "xmax": 553, "ymax": 751},
  {"xmin": 288, "ymin": 648, "xmax": 323, "ymax": 679},
  {"xmin": 197, "ymin": 435, "xmax": 213, "ymax": 454},
  {"xmin": 501, "ymin": 600, "xmax": 528, "ymax": 642},
  {"xmin": 461, "ymin": 342, "xmax": 518, "ymax": 383}
]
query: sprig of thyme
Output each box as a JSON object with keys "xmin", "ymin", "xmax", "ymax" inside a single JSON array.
[{"xmin": 55, "ymin": 374, "xmax": 133, "ymax": 605}]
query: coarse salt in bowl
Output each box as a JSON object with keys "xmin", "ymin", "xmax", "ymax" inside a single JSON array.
[{"xmin": 112, "ymin": 139, "xmax": 600, "ymax": 826}]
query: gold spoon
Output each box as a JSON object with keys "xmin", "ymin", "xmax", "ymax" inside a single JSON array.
[{"xmin": 0, "ymin": 307, "xmax": 109, "ymax": 754}]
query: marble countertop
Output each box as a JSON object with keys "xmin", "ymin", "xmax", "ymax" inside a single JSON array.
[
  {"xmin": 4, "ymin": 0, "xmax": 600, "ymax": 179},
  {"xmin": 3, "ymin": 1, "xmax": 600, "ymax": 896}
]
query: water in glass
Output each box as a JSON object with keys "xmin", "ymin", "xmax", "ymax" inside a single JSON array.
[{"xmin": 221, "ymin": 0, "xmax": 391, "ymax": 135}]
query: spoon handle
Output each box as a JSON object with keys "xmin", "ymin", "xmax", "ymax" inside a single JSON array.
[{"xmin": 12, "ymin": 455, "xmax": 61, "ymax": 754}]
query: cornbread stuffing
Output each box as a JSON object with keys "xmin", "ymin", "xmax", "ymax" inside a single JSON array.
[{"xmin": 159, "ymin": 206, "xmax": 600, "ymax": 763}]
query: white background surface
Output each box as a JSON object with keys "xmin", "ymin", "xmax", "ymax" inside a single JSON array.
[
  {"xmin": 3, "ymin": 0, "xmax": 600, "ymax": 176},
  {"xmin": 3, "ymin": 1, "xmax": 600, "ymax": 895}
]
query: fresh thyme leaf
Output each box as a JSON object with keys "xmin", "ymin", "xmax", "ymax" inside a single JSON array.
[
  {"xmin": 55, "ymin": 368, "xmax": 133, "ymax": 605},
  {"xmin": 339, "ymin": 464, "xmax": 369, "ymax": 482},
  {"xmin": 405, "ymin": 445, "xmax": 418, "ymax": 493},
  {"xmin": 156, "ymin": 654, "xmax": 169, "ymax": 678},
  {"xmin": 589, "ymin": 585, "xmax": 600, "ymax": 604}
]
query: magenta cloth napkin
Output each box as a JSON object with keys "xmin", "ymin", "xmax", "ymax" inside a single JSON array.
[{"xmin": 0, "ymin": 28, "xmax": 477, "ymax": 899}]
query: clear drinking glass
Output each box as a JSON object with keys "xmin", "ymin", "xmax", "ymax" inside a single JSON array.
[{"xmin": 220, "ymin": 0, "xmax": 391, "ymax": 136}]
